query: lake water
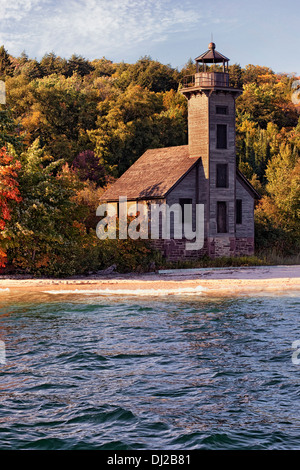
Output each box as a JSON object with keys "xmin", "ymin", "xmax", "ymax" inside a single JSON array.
[{"xmin": 0, "ymin": 289, "xmax": 300, "ymax": 450}]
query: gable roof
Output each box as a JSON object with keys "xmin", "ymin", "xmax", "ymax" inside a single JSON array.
[
  {"xmin": 99, "ymin": 144, "xmax": 261, "ymax": 202},
  {"xmin": 236, "ymin": 168, "xmax": 261, "ymax": 200},
  {"xmin": 99, "ymin": 145, "xmax": 199, "ymax": 201}
]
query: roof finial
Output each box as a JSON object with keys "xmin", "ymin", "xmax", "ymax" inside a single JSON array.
[{"xmin": 208, "ymin": 33, "xmax": 215, "ymax": 50}]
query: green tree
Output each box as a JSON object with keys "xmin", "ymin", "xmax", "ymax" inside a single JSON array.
[
  {"xmin": 91, "ymin": 57, "xmax": 117, "ymax": 77},
  {"xmin": 114, "ymin": 56, "xmax": 179, "ymax": 92},
  {"xmin": 229, "ymin": 63, "xmax": 243, "ymax": 88},
  {"xmin": 89, "ymin": 85, "xmax": 187, "ymax": 176},
  {"xmin": 40, "ymin": 52, "xmax": 69, "ymax": 76},
  {"xmin": 12, "ymin": 51, "xmax": 42, "ymax": 80},
  {"xmin": 67, "ymin": 54, "xmax": 94, "ymax": 77},
  {"xmin": 178, "ymin": 58, "xmax": 196, "ymax": 80},
  {"xmin": 3, "ymin": 140, "xmax": 96, "ymax": 275},
  {"xmin": 0, "ymin": 107, "xmax": 22, "ymax": 150},
  {"xmin": 236, "ymin": 79, "xmax": 298, "ymax": 129},
  {"xmin": 0, "ymin": 46, "xmax": 13, "ymax": 78},
  {"xmin": 27, "ymin": 74, "xmax": 98, "ymax": 161},
  {"xmin": 255, "ymin": 142, "xmax": 300, "ymax": 255}
]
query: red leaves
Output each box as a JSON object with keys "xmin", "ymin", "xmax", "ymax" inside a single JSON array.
[{"xmin": 0, "ymin": 147, "xmax": 21, "ymax": 267}]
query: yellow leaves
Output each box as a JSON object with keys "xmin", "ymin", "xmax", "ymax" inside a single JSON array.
[
  {"xmin": 238, "ymin": 119, "xmax": 257, "ymax": 137},
  {"xmin": 21, "ymin": 110, "xmax": 42, "ymax": 131}
]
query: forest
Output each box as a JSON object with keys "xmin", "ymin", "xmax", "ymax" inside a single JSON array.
[{"xmin": 0, "ymin": 45, "xmax": 299, "ymax": 276}]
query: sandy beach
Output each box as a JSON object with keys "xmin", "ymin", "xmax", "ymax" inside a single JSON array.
[{"xmin": 0, "ymin": 265, "xmax": 299, "ymax": 298}]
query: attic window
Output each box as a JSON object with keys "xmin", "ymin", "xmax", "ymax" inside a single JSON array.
[{"xmin": 216, "ymin": 106, "xmax": 228, "ymax": 115}]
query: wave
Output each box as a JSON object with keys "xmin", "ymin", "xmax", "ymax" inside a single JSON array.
[{"xmin": 42, "ymin": 286, "xmax": 207, "ymax": 297}]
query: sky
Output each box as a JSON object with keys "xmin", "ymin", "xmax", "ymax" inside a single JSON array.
[{"xmin": 0, "ymin": 0, "xmax": 299, "ymax": 75}]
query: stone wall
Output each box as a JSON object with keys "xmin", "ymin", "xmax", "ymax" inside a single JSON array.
[
  {"xmin": 235, "ymin": 237, "xmax": 255, "ymax": 256},
  {"xmin": 150, "ymin": 236, "xmax": 254, "ymax": 261},
  {"xmin": 151, "ymin": 238, "xmax": 208, "ymax": 261}
]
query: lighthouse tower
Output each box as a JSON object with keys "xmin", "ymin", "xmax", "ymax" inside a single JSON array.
[{"xmin": 181, "ymin": 42, "xmax": 243, "ymax": 257}]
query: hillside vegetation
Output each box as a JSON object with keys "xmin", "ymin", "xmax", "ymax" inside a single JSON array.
[{"xmin": 0, "ymin": 46, "xmax": 299, "ymax": 275}]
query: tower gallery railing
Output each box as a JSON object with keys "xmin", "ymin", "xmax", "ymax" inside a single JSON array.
[{"xmin": 182, "ymin": 72, "xmax": 229, "ymax": 88}]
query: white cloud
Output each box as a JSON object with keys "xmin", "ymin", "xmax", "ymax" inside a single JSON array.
[
  {"xmin": 0, "ymin": 0, "xmax": 204, "ymax": 60},
  {"xmin": 0, "ymin": 0, "xmax": 42, "ymax": 21},
  {"xmin": 39, "ymin": 0, "xmax": 203, "ymax": 56},
  {"xmin": 0, "ymin": 0, "xmax": 241, "ymax": 64}
]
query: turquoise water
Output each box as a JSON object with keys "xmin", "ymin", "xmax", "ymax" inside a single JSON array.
[{"xmin": 0, "ymin": 291, "xmax": 300, "ymax": 450}]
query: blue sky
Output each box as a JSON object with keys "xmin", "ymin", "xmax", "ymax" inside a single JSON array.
[{"xmin": 0, "ymin": 0, "xmax": 299, "ymax": 75}]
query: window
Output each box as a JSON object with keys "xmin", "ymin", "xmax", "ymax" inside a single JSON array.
[
  {"xmin": 179, "ymin": 198, "xmax": 193, "ymax": 225},
  {"xmin": 236, "ymin": 199, "xmax": 242, "ymax": 224},
  {"xmin": 217, "ymin": 124, "xmax": 227, "ymax": 149},
  {"xmin": 217, "ymin": 201, "xmax": 227, "ymax": 233},
  {"xmin": 216, "ymin": 163, "xmax": 228, "ymax": 188},
  {"xmin": 216, "ymin": 106, "xmax": 228, "ymax": 115}
]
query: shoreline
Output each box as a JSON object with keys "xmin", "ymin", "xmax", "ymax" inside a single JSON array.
[{"xmin": 0, "ymin": 265, "xmax": 299, "ymax": 298}]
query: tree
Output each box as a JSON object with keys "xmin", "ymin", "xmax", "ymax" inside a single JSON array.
[
  {"xmin": 0, "ymin": 147, "xmax": 21, "ymax": 267},
  {"xmin": 27, "ymin": 74, "xmax": 98, "ymax": 161},
  {"xmin": 18, "ymin": 59, "xmax": 42, "ymax": 80},
  {"xmin": 236, "ymin": 79, "xmax": 298, "ymax": 129},
  {"xmin": 0, "ymin": 107, "xmax": 23, "ymax": 150},
  {"xmin": 265, "ymin": 143, "xmax": 299, "ymax": 225},
  {"xmin": 67, "ymin": 54, "xmax": 94, "ymax": 77},
  {"xmin": 3, "ymin": 140, "xmax": 94, "ymax": 275},
  {"xmin": 242, "ymin": 64, "xmax": 276, "ymax": 85},
  {"xmin": 72, "ymin": 150, "xmax": 106, "ymax": 185},
  {"xmin": 91, "ymin": 57, "xmax": 116, "ymax": 77},
  {"xmin": 114, "ymin": 56, "xmax": 179, "ymax": 92},
  {"xmin": 40, "ymin": 52, "xmax": 68, "ymax": 76},
  {"xmin": 0, "ymin": 46, "xmax": 13, "ymax": 78},
  {"xmin": 228, "ymin": 63, "xmax": 243, "ymax": 88},
  {"xmin": 178, "ymin": 58, "xmax": 196, "ymax": 80},
  {"xmin": 89, "ymin": 85, "xmax": 187, "ymax": 176},
  {"xmin": 255, "ymin": 142, "xmax": 300, "ymax": 255}
]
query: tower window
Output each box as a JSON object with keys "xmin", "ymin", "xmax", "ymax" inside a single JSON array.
[
  {"xmin": 216, "ymin": 124, "xmax": 227, "ymax": 149},
  {"xmin": 217, "ymin": 201, "xmax": 227, "ymax": 233},
  {"xmin": 216, "ymin": 163, "xmax": 228, "ymax": 188},
  {"xmin": 236, "ymin": 199, "xmax": 242, "ymax": 224},
  {"xmin": 216, "ymin": 106, "xmax": 228, "ymax": 115},
  {"xmin": 179, "ymin": 198, "xmax": 193, "ymax": 225}
]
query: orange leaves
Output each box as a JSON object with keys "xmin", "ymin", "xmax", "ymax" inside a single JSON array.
[
  {"xmin": 0, "ymin": 147, "xmax": 21, "ymax": 267},
  {"xmin": 0, "ymin": 248, "xmax": 7, "ymax": 268}
]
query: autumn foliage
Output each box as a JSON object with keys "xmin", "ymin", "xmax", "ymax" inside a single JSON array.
[
  {"xmin": 0, "ymin": 147, "xmax": 21, "ymax": 267},
  {"xmin": 0, "ymin": 45, "xmax": 299, "ymax": 273}
]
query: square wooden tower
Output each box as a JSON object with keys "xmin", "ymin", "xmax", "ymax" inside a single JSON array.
[{"xmin": 181, "ymin": 42, "xmax": 243, "ymax": 257}]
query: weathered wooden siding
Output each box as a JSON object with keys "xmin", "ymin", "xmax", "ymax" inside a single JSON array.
[
  {"xmin": 166, "ymin": 166, "xmax": 198, "ymax": 238},
  {"xmin": 187, "ymin": 92, "xmax": 209, "ymax": 167},
  {"xmin": 208, "ymin": 91, "xmax": 237, "ymax": 241},
  {"xmin": 236, "ymin": 178, "xmax": 255, "ymax": 238}
]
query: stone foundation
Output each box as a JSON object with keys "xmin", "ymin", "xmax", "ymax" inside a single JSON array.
[
  {"xmin": 150, "ymin": 237, "xmax": 254, "ymax": 261},
  {"xmin": 234, "ymin": 237, "xmax": 255, "ymax": 256},
  {"xmin": 151, "ymin": 238, "xmax": 208, "ymax": 262}
]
